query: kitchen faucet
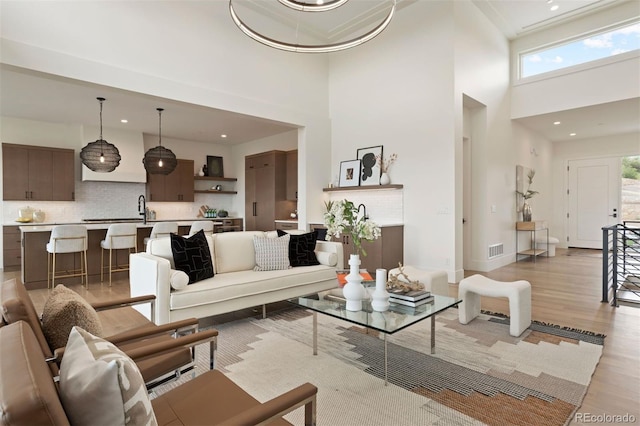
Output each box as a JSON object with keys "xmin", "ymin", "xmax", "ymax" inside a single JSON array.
[
  {"xmin": 357, "ymin": 203, "xmax": 368, "ymax": 221},
  {"xmin": 138, "ymin": 194, "xmax": 147, "ymax": 224}
]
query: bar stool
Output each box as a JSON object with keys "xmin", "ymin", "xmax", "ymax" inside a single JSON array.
[
  {"xmin": 100, "ymin": 223, "xmax": 138, "ymax": 286},
  {"xmin": 144, "ymin": 222, "xmax": 178, "ymax": 249},
  {"xmin": 189, "ymin": 220, "xmax": 214, "ymax": 236},
  {"xmin": 46, "ymin": 225, "xmax": 88, "ymax": 289}
]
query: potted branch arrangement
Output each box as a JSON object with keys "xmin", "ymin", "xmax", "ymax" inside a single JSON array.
[{"xmin": 516, "ymin": 169, "xmax": 538, "ymax": 222}]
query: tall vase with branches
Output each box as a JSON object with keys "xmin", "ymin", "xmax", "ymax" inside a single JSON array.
[{"xmin": 516, "ymin": 169, "xmax": 538, "ymax": 221}]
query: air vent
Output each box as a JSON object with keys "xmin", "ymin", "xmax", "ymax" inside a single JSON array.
[{"xmin": 488, "ymin": 243, "xmax": 504, "ymax": 259}]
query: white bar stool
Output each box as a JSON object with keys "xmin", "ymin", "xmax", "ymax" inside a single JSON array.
[
  {"xmin": 46, "ymin": 225, "xmax": 88, "ymax": 289},
  {"xmin": 144, "ymin": 222, "xmax": 178, "ymax": 248},
  {"xmin": 100, "ymin": 223, "xmax": 138, "ymax": 286},
  {"xmin": 188, "ymin": 220, "xmax": 214, "ymax": 236}
]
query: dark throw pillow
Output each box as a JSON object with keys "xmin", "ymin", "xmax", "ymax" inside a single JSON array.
[
  {"xmin": 277, "ymin": 230, "xmax": 320, "ymax": 267},
  {"xmin": 170, "ymin": 230, "xmax": 214, "ymax": 284}
]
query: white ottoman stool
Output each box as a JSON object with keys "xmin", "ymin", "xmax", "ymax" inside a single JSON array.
[
  {"xmin": 535, "ymin": 236, "xmax": 559, "ymax": 257},
  {"xmin": 458, "ymin": 274, "xmax": 531, "ymax": 337},
  {"xmin": 388, "ymin": 266, "xmax": 449, "ymax": 296}
]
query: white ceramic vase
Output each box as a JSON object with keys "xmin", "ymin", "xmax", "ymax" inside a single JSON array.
[
  {"xmin": 343, "ymin": 254, "xmax": 366, "ymax": 311},
  {"xmin": 380, "ymin": 172, "xmax": 391, "ymax": 185},
  {"xmin": 371, "ymin": 268, "xmax": 390, "ymax": 312}
]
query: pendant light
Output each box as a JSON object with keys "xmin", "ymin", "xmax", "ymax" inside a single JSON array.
[
  {"xmin": 80, "ymin": 97, "xmax": 121, "ymax": 172},
  {"xmin": 143, "ymin": 108, "xmax": 177, "ymax": 175},
  {"xmin": 228, "ymin": 0, "xmax": 396, "ymax": 53}
]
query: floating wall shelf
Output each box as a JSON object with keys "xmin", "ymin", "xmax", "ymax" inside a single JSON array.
[{"xmin": 323, "ymin": 184, "xmax": 403, "ymax": 192}]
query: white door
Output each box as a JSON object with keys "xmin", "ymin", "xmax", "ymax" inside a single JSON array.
[{"xmin": 568, "ymin": 157, "xmax": 620, "ymax": 249}]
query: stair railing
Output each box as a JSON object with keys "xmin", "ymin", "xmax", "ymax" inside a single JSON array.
[{"xmin": 602, "ymin": 221, "xmax": 640, "ymax": 306}]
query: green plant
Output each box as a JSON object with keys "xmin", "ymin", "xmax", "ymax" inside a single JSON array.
[{"xmin": 323, "ymin": 199, "xmax": 381, "ymax": 256}]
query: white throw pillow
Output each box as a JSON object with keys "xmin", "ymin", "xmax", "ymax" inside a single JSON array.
[
  {"xmin": 59, "ymin": 327, "xmax": 157, "ymax": 426},
  {"xmin": 253, "ymin": 234, "xmax": 291, "ymax": 271},
  {"xmin": 316, "ymin": 251, "xmax": 338, "ymax": 267},
  {"xmin": 169, "ymin": 269, "xmax": 190, "ymax": 290}
]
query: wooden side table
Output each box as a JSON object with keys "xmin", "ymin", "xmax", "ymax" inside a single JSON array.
[{"xmin": 516, "ymin": 221, "xmax": 549, "ymax": 262}]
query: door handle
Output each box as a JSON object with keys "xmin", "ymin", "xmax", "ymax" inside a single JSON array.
[
  {"xmin": 609, "ymin": 213, "xmax": 617, "ymax": 218},
  {"xmin": 253, "ymin": 202, "xmax": 257, "ymax": 216}
]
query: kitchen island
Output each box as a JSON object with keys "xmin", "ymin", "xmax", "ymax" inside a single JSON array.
[{"xmin": 17, "ymin": 218, "xmax": 242, "ymax": 289}]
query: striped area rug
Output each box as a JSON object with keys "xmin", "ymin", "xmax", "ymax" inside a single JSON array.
[{"xmin": 154, "ymin": 308, "xmax": 604, "ymax": 426}]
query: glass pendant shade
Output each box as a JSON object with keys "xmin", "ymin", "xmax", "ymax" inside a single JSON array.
[
  {"xmin": 80, "ymin": 97, "xmax": 121, "ymax": 172},
  {"xmin": 143, "ymin": 108, "xmax": 177, "ymax": 175}
]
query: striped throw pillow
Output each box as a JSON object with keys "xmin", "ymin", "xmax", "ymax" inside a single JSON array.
[{"xmin": 253, "ymin": 234, "xmax": 291, "ymax": 271}]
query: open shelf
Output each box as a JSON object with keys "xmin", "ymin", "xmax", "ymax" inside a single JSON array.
[
  {"xmin": 517, "ymin": 249, "xmax": 546, "ymax": 256},
  {"xmin": 194, "ymin": 176, "xmax": 237, "ymax": 182},
  {"xmin": 323, "ymin": 184, "xmax": 402, "ymax": 192},
  {"xmin": 194, "ymin": 190, "xmax": 237, "ymax": 194}
]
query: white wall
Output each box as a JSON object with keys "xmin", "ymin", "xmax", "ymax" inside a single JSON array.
[
  {"xmin": 327, "ymin": 1, "xmax": 517, "ymax": 281},
  {"xmin": 329, "ymin": 1, "xmax": 458, "ymax": 278},
  {"xmin": 453, "ymin": 1, "xmax": 515, "ymax": 278}
]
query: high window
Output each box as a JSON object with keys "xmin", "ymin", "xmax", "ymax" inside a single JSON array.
[{"xmin": 520, "ymin": 21, "xmax": 640, "ymax": 79}]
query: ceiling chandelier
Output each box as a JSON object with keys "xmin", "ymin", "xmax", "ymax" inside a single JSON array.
[
  {"xmin": 80, "ymin": 97, "xmax": 121, "ymax": 172},
  {"xmin": 229, "ymin": 0, "xmax": 396, "ymax": 53},
  {"xmin": 143, "ymin": 108, "xmax": 177, "ymax": 175}
]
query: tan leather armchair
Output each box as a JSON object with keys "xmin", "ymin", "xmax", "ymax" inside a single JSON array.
[
  {"xmin": 0, "ymin": 278, "xmax": 216, "ymax": 390},
  {"xmin": 0, "ymin": 321, "xmax": 317, "ymax": 426}
]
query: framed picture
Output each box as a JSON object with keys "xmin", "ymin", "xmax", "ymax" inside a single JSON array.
[
  {"xmin": 356, "ymin": 145, "xmax": 383, "ymax": 186},
  {"xmin": 207, "ymin": 156, "xmax": 224, "ymax": 177},
  {"xmin": 339, "ymin": 159, "xmax": 361, "ymax": 187}
]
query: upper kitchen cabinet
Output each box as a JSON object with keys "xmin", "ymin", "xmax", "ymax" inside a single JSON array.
[
  {"xmin": 286, "ymin": 150, "xmax": 298, "ymax": 201},
  {"xmin": 245, "ymin": 151, "xmax": 289, "ymax": 231},
  {"xmin": 2, "ymin": 143, "xmax": 75, "ymax": 201},
  {"xmin": 147, "ymin": 159, "xmax": 194, "ymax": 202}
]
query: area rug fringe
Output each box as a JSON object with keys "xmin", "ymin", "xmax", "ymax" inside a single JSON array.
[{"xmin": 481, "ymin": 310, "xmax": 606, "ymax": 342}]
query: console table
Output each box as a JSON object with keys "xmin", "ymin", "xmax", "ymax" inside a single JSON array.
[{"xmin": 516, "ymin": 221, "xmax": 549, "ymax": 262}]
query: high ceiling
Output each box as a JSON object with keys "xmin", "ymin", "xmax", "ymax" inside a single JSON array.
[{"xmin": 0, "ymin": 0, "xmax": 637, "ymax": 145}]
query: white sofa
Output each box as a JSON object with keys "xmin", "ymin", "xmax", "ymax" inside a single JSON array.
[{"xmin": 130, "ymin": 231, "xmax": 343, "ymax": 325}]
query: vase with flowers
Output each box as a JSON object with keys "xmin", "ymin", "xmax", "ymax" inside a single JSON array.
[
  {"xmin": 324, "ymin": 199, "xmax": 381, "ymax": 310},
  {"xmin": 516, "ymin": 169, "xmax": 538, "ymax": 222},
  {"xmin": 376, "ymin": 153, "xmax": 397, "ymax": 185}
]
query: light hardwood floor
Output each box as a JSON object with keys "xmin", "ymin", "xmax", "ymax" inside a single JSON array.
[{"xmin": 2, "ymin": 247, "xmax": 638, "ymax": 425}]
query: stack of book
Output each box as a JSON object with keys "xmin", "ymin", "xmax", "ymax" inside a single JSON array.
[{"xmin": 388, "ymin": 289, "xmax": 434, "ymax": 308}]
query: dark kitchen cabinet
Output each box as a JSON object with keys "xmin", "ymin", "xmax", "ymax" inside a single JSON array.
[
  {"xmin": 2, "ymin": 143, "xmax": 75, "ymax": 201},
  {"xmin": 147, "ymin": 159, "xmax": 194, "ymax": 202},
  {"xmin": 245, "ymin": 151, "xmax": 288, "ymax": 231}
]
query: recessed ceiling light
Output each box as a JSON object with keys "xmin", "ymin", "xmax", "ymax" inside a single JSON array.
[
  {"xmin": 221, "ymin": 134, "xmax": 227, "ymax": 138},
  {"xmin": 550, "ymin": 4, "xmax": 559, "ymax": 11},
  {"xmin": 570, "ymin": 133, "xmax": 577, "ymax": 136},
  {"xmin": 553, "ymin": 121, "xmax": 561, "ymax": 125},
  {"xmin": 120, "ymin": 119, "xmax": 128, "ymax": 123}
]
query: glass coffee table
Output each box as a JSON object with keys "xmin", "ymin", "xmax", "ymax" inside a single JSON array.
[{"xmin": 288, "ymin": 288, "xmax": 462, "ymax": 385}]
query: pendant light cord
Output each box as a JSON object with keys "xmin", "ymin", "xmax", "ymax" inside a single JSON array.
[
  {"xmin": 97, "ymin": 97, "xmax": 105, "ymax": 155},
  {"xmin": 157, "ymin": 108, "xmax": 164, "ymax": 160}
]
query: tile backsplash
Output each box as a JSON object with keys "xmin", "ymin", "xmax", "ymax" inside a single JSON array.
[
  {"xmin": 325, "ymin": 189, "xmax": 403, "ymax": 225},
  {"xmin": 2, "ymin": 181, "xmax": 236, "ymax": 224}
]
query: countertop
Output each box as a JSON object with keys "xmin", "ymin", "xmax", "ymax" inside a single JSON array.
[
  {"xmin": 15, "ymin": 218, "xmax": 239, "ymax": 233},
  {"xmin": 275, "ymin": 219, "xmax": 298, "ymax": 224}
]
